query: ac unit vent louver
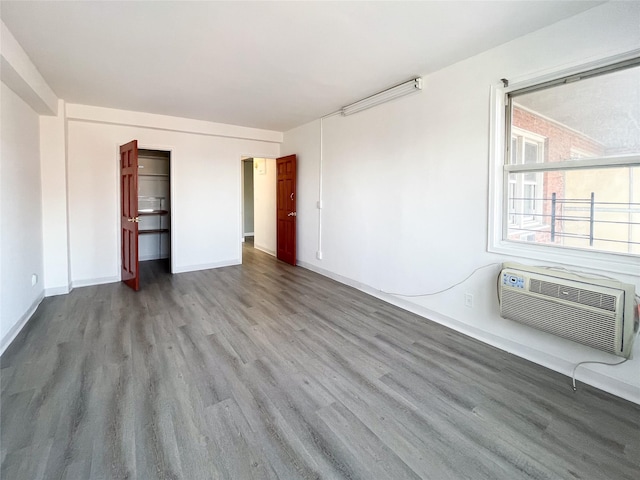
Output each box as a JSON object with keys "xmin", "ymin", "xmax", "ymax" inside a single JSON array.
[
  {"xmin": 499, "ymin": 263, "xmax": 638, "ymax": 357},
  {"xmin": 529, "ymin": 279, "xmax": 617, "ymax": 312}
]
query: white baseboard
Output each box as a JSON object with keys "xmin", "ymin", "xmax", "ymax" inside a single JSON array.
[
  {"xmin": 173, "ymin": 259, "xmax": 240, "ymax": 274},
  {"xmin": 0, "ymin": 291, "xmax": 45, "ymax": 356},
  {"xmin": 45, "ymin": 284, "xmax": 71, "ymax": 297},
  {"xmin": 244, "ymin": 232, "xmax": 254, "ymax": 237},
  {"xmin": 297, "ymin": 260, "xmax": 640, "ymax": 405},
  {"xmin": 254, "ymin": 244, "xmax": 275, "ymax": 256},
  {"xmin": 71, "ymin": 275, "xmax": 119, "ymax": 289}
]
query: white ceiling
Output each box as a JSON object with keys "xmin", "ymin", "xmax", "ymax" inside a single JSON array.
[{"xmin": 0, "ymin": 1, "xmax": 602, "ymax": 132}]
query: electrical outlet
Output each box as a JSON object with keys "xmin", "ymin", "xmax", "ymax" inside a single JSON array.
[
  {"xmin": 464, "ymin": 293, "xmax": 473, "ymax": 308},
  {"xmin": 316, "ymin": 251, "xmax": 323, "ymax": 260},
  {"xmin": 31, "ymin": 274, "xmax": 38, "ymax": 286}
]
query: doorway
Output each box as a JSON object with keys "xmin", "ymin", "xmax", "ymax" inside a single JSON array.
[
  {"xmin": 240, "ymin": 157, "xmax": 277, "ymax": 260},
  {"xmin": 239, "ymin": 155, "xmax": 297, "ymax": 265}
]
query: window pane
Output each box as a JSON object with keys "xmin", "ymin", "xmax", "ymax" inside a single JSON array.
[
  {"xmin": 524, "ymin": 141, "xmax": 539, "ymax": 181},
  {"xmin": 511, "ymin": 65, "xmax": 640, "ymax": 162},
  {"xmin": 524, "ymin": 184, "xmax": 536, "ymax": 214},
  {"xmin": 507, "ymin": 166, "xmax": 640, "ymax": 255},
  {"xmin": 508, "ymin": 182, "xmax": 516, "ymax": 224},
  {"xmin": 524, "ymin": 142, "xmax": 538, "ymax": 164}
]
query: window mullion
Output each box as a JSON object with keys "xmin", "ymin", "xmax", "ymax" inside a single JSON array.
[{"xmin": 505, "ymin": 154, "xmax": 640, "ymax": 174}]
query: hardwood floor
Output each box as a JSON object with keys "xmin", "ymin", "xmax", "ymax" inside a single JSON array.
[{"xmin": 2, "ymin": 245, "xmax": 639, "ymax": 479}]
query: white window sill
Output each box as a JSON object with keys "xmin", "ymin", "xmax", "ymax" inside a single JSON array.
[
  {"xmin": 508, "ymin": 222, "xmax": 547, "ymax": 231},
  {"xmin": 488, "ymin": 240, "xmax": 640, "ymax": 278}
]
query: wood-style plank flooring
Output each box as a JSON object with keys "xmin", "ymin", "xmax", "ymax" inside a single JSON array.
[{"xmin": 2, "ymin": 243, "xmax": 639, "ymax": 479}]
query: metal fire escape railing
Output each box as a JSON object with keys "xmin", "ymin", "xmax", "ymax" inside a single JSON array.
[{"xmin": 509, "ymin": 193, "xmax": 640, "ymax": 247}]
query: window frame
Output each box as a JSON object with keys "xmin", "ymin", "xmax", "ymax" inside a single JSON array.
[{"xmin": 487, "ymin": 51, "xmax": 640, "ymax": 276}]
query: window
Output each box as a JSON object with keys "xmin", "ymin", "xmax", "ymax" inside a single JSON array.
[{"xmin": 501, "ymin": 58, "xmax": 640, "ymax": 258}]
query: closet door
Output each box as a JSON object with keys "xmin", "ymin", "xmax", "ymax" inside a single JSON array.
[{"xmin": 120, "ymin": 140, "xmax": 140, "ymax": 291}]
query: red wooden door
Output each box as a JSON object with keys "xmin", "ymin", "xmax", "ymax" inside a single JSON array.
[
  {"xmin": 120, "ymin": 140, "xmax": 140, "ymax": 291},
  {"xmin": 276, "ymin": 155, "xmax": 297, "ymax": 265}
]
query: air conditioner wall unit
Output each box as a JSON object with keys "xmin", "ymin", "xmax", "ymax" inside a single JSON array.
[{"xmin": 498, "ymin": 262, "xmax": 638, "ymax": 357}]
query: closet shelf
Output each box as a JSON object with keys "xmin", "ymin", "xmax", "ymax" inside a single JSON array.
[
  {"xmin": 139, "ymin": 228, "xmax": 170, "ymax": 235},
  {"xmin": 138, "ymin": 210, "xmax": 169, "ymax": 216}
]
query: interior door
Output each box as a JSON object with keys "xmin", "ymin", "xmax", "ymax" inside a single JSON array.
[
  {"xmin": 276, "ymin": 154, "xmax": 297, "ymax": 265},
  {"xmin": 120, "ymin": 140, "xmax": 140, "ymax": 291}
]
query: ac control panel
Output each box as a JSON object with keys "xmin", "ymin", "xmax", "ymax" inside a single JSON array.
[{"xmin": 502, "ymin": 272, "xmax": 525, "ymax": 289}]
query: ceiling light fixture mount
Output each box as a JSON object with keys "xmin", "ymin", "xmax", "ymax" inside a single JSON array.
[{"xmin": 341, "ymin": 77, "xmax": 423, "ymax": 116}]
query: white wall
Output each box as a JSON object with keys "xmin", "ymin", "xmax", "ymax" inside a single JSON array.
[
  {"xmin": 281, "ymin": 2, "xmax": 640, "ymax": 403},
  {"xmin": 64, "ymin": 106, "xmax": 280, "ymax": 285},
  {"xmin": 253, "ymin": 158, "xmax": 276, "ymax": 256},
  {"xmin": 1, "ymin": 81, "xmax": 44, "ymax": 351},
  {"xmin": 40, "ymin": 99, "xmax": 70, "ymax": 295}
]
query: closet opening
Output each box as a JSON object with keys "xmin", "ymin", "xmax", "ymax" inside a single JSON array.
[
  {"xmin": 242, "ymin": 157, "xmax": 255, "ymax": 247},
  {"xmin": 138, "ymin": 148, "xmax": 171, "ymax": 279}
]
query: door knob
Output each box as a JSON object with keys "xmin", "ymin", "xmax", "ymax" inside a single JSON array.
[
  {"xmin": 287, "ymin": 212, "xmax": 297, "ymax": 217},
  {"xmin": 127, "ymin": 217, "xmax": 140, "ymax": 223}
]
